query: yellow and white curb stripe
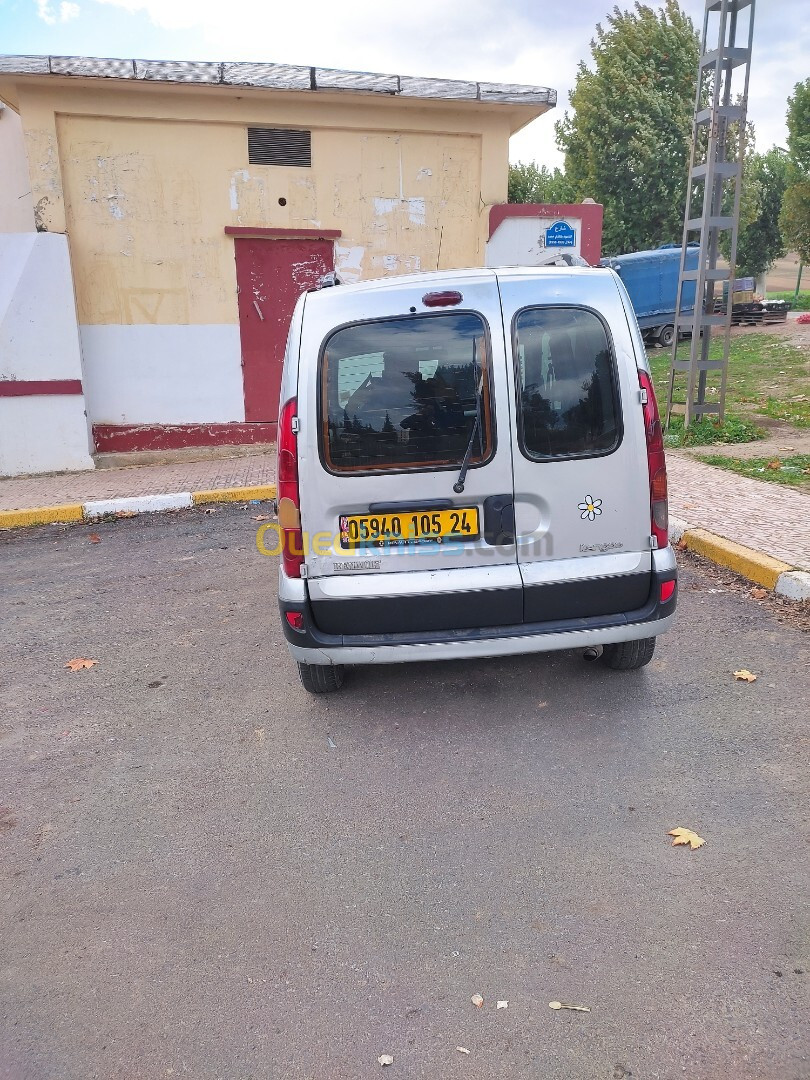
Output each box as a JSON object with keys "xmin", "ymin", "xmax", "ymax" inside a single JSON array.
[
  {"xmin": 0, "ymin": 484, "xmax": 277, "ymax": 531},
  {"xmin": 670, "ymin": 516, "xmax": 810, "ymax": 601}
]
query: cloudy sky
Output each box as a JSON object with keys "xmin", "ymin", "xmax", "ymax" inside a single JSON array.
[{"xmin": 0, "ymin": 0, "xmax": 806, "ymax": 167}]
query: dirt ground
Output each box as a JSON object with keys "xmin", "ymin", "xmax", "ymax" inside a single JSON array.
[{"xmin": 766, "ymin": 252, "xmax": 805, "ymax": 294}]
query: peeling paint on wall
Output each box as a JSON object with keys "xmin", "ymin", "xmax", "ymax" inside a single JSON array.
[
  {"xmin": 106, "ymin": 193, "xmax": 125, "ymax": 220},
  {"xmin": 334, "ymin": 243, "xmax": 366, "ymax": 283},
  {"xmin": 229, "ymin": 168, "xmax": 248, "ymax": 211},
  {"xmin": 372, "ymin": 254, "xmax": 422, "ymax": 274},
  {"xmin": 407, "ymin": 197, "xmax": 426, "ymax": 226}
]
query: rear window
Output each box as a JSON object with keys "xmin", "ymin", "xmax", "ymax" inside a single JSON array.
[
  {"xmin": 321, "ymin": 313, "xmax": 494, "ymax": 473},
  {"xmin": 513, "ymin": 307, "xmax": 621, "ymax": 459}
]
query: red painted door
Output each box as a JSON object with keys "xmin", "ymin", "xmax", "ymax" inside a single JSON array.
[{"xmin": 234, "ymin": 237, "xmax": 334, "ymax": 423}]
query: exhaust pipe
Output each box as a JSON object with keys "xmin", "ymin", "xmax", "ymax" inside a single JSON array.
[{"xmin": 582, "ymin": 645, "xmax": 603, "ymax": 662}]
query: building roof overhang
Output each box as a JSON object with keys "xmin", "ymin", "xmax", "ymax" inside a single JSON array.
[{"xmin": 0, "ymin": 54, "xmax": 555, "ymax": 132}]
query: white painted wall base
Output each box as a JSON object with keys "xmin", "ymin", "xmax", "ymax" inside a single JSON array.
[
  {"xmin": 0, "ymin": 232, "xmax": 94, "ymax": 476},
  {"xmin": 0, "ymin": 395, "xmax": 94, "ymax": 476},
  {"xmin": 79, "ymin": 324, "xmax": 245, "ymax": 425}
]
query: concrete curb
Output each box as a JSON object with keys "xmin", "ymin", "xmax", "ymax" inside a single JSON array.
[
  {"xmin": 670, "ymin": 515, "xmax": 810, "ymax": 601},
  {"xmin": 0, "ymin": 484, "xmax": 277, "ymax": 531}
]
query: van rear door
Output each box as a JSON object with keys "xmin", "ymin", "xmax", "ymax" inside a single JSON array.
[
  {"xmin": 496, "ymin": 268, "xmax": 653, "ymax": 623},
  {"xmin": 296, "ymin": 270, "xmax": 520, "ymax": 637}
]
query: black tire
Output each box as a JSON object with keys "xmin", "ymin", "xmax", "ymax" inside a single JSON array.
[
  {"xmin": 297, "ymin": 662, "xmax": 345, "ymax": 693},
  {"xmin": 658, "ymin": 325, "xmax": 675, "ymax": 348},
  {"xmin": 602, "ymin": 637, "xmax": 656, "ymax": 671}
]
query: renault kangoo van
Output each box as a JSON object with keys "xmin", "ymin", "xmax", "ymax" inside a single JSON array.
[{"xmin": 275, "ymin": 267, "xmax": 676, "ymax": 693}]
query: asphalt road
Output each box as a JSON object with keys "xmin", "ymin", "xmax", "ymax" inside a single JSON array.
[{"xmin": 1, "ymin": 506, "xmax": 808, "ymax": 1080}]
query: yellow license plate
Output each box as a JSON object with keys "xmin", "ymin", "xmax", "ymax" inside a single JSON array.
[{"xmin": 339, "ymin": 507, "xmax": 480, "ymax": 549}]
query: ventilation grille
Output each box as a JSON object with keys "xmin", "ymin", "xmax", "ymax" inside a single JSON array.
[{"xmin": 248, "ymin": 127, "xmax": 311, "ymax": 167}]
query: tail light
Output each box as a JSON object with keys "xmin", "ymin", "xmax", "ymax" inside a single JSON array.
[
  {"xmin": 278, "ymin": 397, "xmax": 304, "ymax": 577},
  {"xmin": 638, "ymin": 371, "xmax": 668, "ymax": 549}
]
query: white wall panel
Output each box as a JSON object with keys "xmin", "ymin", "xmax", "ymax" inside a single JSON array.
[
  {"xmin": 79, "ymin": 324, "xmax": 246, "ymax": 425},
  {"xmin": 0, "ymin": 396, "xmax": 93, "ymax": 476}
]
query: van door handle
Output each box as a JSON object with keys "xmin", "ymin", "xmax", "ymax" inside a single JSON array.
[{"xmin": 483, "ymin": 494, "xmax": 515, "ymax": 546}]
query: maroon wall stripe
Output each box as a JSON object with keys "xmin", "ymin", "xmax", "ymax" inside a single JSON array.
[
  {"xmin": 0, "ymin": 379, "xmax": 83, "ymax": 398},
  {"xmin": 224, "ymin": 226, "xmax": 342, "ymax": 240},
  {"xmin": 93, "ymin": 422, "xmax": 277, "ymax": 453}
]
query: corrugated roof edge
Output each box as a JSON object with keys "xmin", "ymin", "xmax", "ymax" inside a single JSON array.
[{"xmin": 0, "ymin": 54, "xmax": 555, "ymax": 106}]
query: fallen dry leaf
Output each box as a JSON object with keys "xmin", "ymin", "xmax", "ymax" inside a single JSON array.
[
  {"xmin": 89, "ymin": 533, "xmax": 101, "ymax": 543},
  {"xmin": 733, "ymin": 669, "xmax": 757, "ymax": 682},
  {"xmin": 496, "ymin": 1000, "xmax": 508, "ymax": 1010},
  {"xmin": 471, "ymin": 993, "xmax": 484, "ymax": 1008},
  {"xmin": 777, "ymin": 446, "xmax": 795, "ymax": 452},
  {"xmin": 377, "ymin": 1055, "xmax": 394, "ymax": 1067},
  {"xmin": 65, "ymin": 658, "xmax": 98, "ymax": 672},
  {"xmin": 668, "ymin": 827, "xmax": 706, "ymax": 850},
  {"xmin": 115, "ymin": 510, "xmax": 137, "ymax": 518},
  {"xmin": 750, "ymin": 587, "xmax": 768, "ymax": 600},
  {"xmin": 456, "ymin": 1047, "xmax": 470, "ymax": 1055},
  {"xmin": 675, "ymin": 537, "xmax": 688, "ymax": 551},
  {"xmin": 766, "ymin": 460, "xmax": 782, "ymax": 470},
  {"xmin": 253, "ymin": 515, "xmax": 270, "ymax": 521}
]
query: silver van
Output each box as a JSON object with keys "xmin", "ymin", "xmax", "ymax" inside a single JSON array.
[{"xmin": 275, "ymin": 266, "xmax": 676, "ymax": 693}]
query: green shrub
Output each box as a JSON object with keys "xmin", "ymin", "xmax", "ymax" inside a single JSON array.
[{"xmin": 664, "ymin": 414, "xmax": 765, "ymax": 447}]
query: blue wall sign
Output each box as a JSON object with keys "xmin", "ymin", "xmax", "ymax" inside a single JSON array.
[{"xmin": 545, "ymin": 220, "xmax": 576, "ymax": 248}]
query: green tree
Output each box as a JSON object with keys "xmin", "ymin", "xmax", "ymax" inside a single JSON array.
[
  {"xmin": 780, "ymin": 183, "xmax": 810, "ymax": 265},
  {"xmin": 784, "ymin": 79, "xmax": 810, "ymax": 180},
  {"xmin": 722, "ymin": 147, "xmax": 788, "ymax": 278},
  {"xmin": 780, "ymin": 80, "xmax": 810, "ymax": 272},
  {"xmin": 508, "ymin": 162, "xmax": 575, "ymax": 204},
  {"xmin": 555, "ymin": 1, "xmax": 700, "ymax": 255}
]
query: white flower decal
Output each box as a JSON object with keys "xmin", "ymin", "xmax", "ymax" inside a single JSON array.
[{"xmin": 578, "ymin": 495, "xmax": 603, "ymax": 521}]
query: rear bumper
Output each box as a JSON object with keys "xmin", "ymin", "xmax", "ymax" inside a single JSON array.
[{"xmin": 279, "ymin": 548, "xmax": 677, "ymax": 666}]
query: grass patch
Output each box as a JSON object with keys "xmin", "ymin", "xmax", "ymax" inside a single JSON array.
[
  {"xmin": 769, "ymin": 291, "xmax": 810, "ymax": 311},
  {"xmin": 649, "ymin": 333, "xmax": 810, "ymax": 430},
  {"xmin": 695, "ymin": 453, "xmax": 810, "ymax": 489},
  {"xmin": 664, "ymin": 414, "xmax": 765, "ymax": 447},
  {"xmin": 763, "ymin": 395, "xmax": 810, "ymax": 428}
]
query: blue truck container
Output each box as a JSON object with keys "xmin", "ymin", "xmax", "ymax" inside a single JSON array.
[{"xmin": 600, "ymin": 245, "xmax": 698, "ymax": 347}]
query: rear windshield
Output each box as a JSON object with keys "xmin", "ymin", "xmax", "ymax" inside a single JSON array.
[
  {"xmin": 513, "ymin": 307, "xmax": 621, "ymax": 459},
  {"xmin": 321, "ymin": 313, "xmax": 494, "ymax": 473}
]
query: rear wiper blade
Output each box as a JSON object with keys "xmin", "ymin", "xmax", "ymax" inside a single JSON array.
[{"xmin": 453, "ymin": 357, "xmax": 484, "ymax": 495}]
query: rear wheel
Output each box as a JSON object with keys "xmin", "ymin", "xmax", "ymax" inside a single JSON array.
[
  {"xmin": 602, "ymin": 637, "xmax": 656, "ymax": 670},
  {"xmin": 297, "ymin": 662, "xmax": 345, "ymax": 694},
  {"xmin": 658, "ymin": 324, "xmax": 675, "ymax": 348}
]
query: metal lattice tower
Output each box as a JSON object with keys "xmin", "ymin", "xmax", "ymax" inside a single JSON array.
[{"xmin": 666, "ymin": 0, "xmax": 755, "ymax": 427}]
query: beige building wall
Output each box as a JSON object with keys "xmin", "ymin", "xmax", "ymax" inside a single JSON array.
[
  {"xmin": 5, "ymin": 76, "xmax": 534, "ymax": 438},
  {"xmin": 55, "ymin": 113, "xmax": 483, "ymax": 327},
  {"xmin": 0, "ymin": 104, "xmax": 34, "ymax": 231},
  {"xmin": 16, "ymin": 82, "xmax": 513, "ymax": 329}
]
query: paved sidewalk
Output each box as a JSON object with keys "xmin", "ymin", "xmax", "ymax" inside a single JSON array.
[
  {"xmin": 668, "ymin": 452, "xmax": 810, "ymax": 571},
  {"xmin": 0, "ymin": 453, "xmax": 276, "ymax": 511},
  {"xmin": 1, "ymin": 448, "xmax": 808, "ymax": 574}
]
